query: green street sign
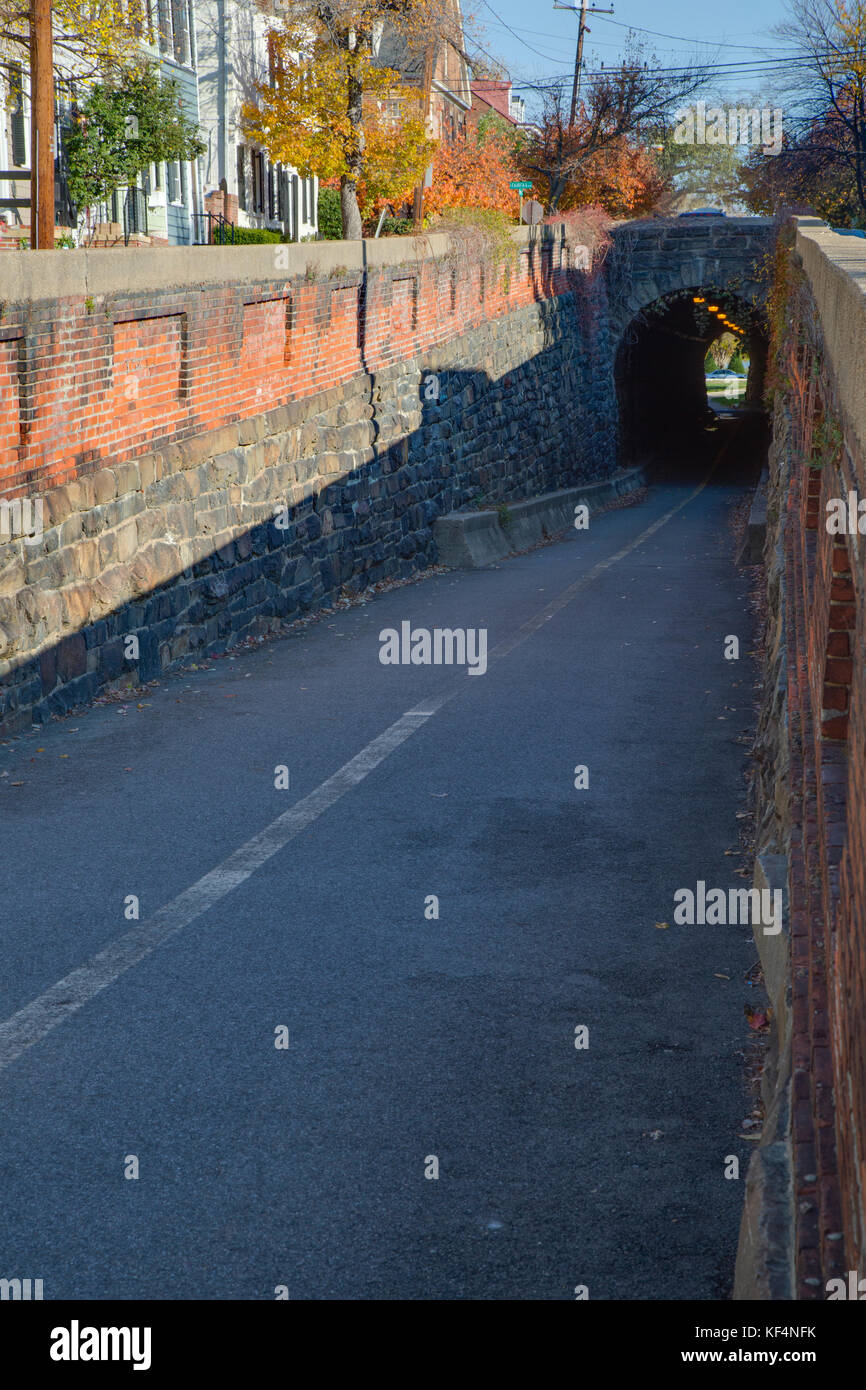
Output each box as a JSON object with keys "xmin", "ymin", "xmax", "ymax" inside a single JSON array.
[{"xmin": 509, "ymin": 181, "xmax": 532, "ymax": 190}]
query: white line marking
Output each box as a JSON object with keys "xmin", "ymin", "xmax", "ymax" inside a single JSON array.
[
  {"xmin": 0, "ymin": 478, "xmax": 712, "ymax": 1073},
  {"xmin": 0, "ymin": 708, "xmax": 442, "ymax": 1071}
]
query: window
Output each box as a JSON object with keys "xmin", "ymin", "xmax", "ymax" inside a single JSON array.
[
  {"xmin": 236, "ymin": 146, "xmax": 246, "ymax": 211},
  {"xmin": 157, "ymin": 0, "xmax": 171, "ymax": 55},
  {"xmin": 170, "ymin": 0, "xmax": 190, "ymax": 66},
  {"xmin": 9, "ymin": 64, "xmax": 26, "ymax": 166},
  {"xmin": 252, "ymin": 151, "xmax": 266, "ymax": 214},
  {"xmin": 180, "ymin": 159, "xmax": 188, "ymax": 207},
  {"xmin": 167, "ymin": 161, "xmax": 179, "ymax": 202}
]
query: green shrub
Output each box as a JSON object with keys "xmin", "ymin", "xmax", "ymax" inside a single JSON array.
[
  {"xmin": 318, "ymin": 187, "xmax": 342, "ymax": 240},
  {"xmin": 214, "ymin": 225, "xmax": 281, "ymax": 245},
  {"xmin": 378, "ymin": 217, "xmax": 416, "ymax": 236}
]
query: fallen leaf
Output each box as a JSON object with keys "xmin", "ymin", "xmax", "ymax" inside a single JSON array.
[
  {"xmin": 745, "ymin": 1004, "xmax": 772, "ymax": 1032},
  {"xmin": 714, "ymin": 973, "xmax": 731, "ymax": 980},
  {"xmin": 654, "ymin": 921, "xmax": 670, "ymax": 930}
]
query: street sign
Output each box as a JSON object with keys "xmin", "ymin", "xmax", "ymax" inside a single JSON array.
[{"xmin": 509, "ymin": 181, "xmax": 533, "ymax": 190}]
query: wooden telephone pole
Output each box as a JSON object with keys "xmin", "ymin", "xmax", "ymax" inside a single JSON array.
[
  {"xmin": 29, "ymin": 0, "xmax": 55, "ymax": 249},
  {"xmin": 554, "ymin": 1, "xmax": 614, "ymax": 127}
]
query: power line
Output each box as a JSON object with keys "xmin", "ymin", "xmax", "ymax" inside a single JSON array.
[
  {"xmin": 486, "ymin": 15, "xmax": 785, "ymax": 54},
  {"xmin": 477, "ymin": 0, "xmax": 564, "ymax": 61}
]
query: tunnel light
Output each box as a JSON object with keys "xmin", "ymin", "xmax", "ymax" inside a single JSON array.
[
  {"xmin": 693, "ymin": 296, "xmax": 705, "ymax": 303},
  {"xmin": 707, "ymin": 304, "xmax": 719, "ymax": 312}
]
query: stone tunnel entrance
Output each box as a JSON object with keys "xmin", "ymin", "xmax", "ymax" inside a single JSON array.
[{"xmin": 614, "ymin": 289, "xmax": 769, "ymax": 479}]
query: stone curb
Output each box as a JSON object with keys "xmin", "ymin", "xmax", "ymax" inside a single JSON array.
[
  {"xmin": 733, "ymin": 850, "xmax": 796, "ymax": 1300},
  {"xmin": 431, "ymin": 467, "xmax": 647, "ymax": 568},
  {"xmin": 738, "ymin": 468, "xmax": 769, "ymax": 565}
]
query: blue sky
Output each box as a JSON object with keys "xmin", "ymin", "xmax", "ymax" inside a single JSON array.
[{"xmin": 469, "ymin": 0, "xmax": 796, "ymax": 106}]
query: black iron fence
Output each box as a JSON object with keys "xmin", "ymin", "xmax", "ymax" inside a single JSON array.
[{"xmin": 192, "ymin": 211, "xmax": 236, "ymax": 245}]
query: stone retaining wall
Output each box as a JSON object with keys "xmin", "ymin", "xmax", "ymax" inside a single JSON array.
[{"xmin": 0, "ymin": 228, "xmax": 618, "ymax": 730}]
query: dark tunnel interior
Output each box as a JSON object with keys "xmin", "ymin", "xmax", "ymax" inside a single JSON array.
[{"xmin": 614, "ymin": 290, "xmax": 770, "ymax": 484}]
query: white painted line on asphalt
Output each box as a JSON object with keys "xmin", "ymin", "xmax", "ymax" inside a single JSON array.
[
  {"xmin": 0, "ymin": 702, "xmax": 453, "ymax": 1072},
  {"xmin": 486, "ymin": 475, "xmax": 713, "ymax": 666},
  {"xmin": 0, "ymin": 478, "xmax": 713, "ymax": 1073}
]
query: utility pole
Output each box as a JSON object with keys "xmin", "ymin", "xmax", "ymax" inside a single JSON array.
[
  {"xmin": 29, "ymin": 0, "xmax": 55, "ymax": 249},
  {"xmin": 554, "ymin": 2, "xmax": 614, "ymax": 127},
  {"xmin": 413, "ymin": 41, "xmax": 436, "ymax": 232}
]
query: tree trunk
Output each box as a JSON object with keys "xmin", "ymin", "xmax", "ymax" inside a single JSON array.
[
  {"xmin": 549, "ymin": 174, "xmax": 566, "ymax": 212},
  {"xmin": 341, "ymin": 38, "xmax": 366, "ymax": 240},
  {"xmin": 340, "ymin": 175, "xmax": 363, "ymax": 240}
]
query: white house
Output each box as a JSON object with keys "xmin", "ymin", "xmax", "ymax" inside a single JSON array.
[{"xmin": 194, "ymin": 0, "xmax": 317, "ymax": 240}]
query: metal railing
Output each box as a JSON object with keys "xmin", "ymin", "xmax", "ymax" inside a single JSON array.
[{"xmin": 192, "ymin": 211, "xmax": 236, "ymax": 245}]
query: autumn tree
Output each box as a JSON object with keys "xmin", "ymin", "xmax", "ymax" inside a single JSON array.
[
  {"xmin": 0, "ymin": 0, "xmax": 141, "ymax": 80},
  {"xmin": 519, "ymin": 40, "xmax": 708, "ymax": 212},
  {"xmin": 770, "ymin": 0, "xmax": 866, "ymax": 219},
  {"xmin": 650, "ymin": 97, "xmax": 765, "ymax": 213},
  {"xmin": 424, "ymin": 114, "xmax": 523, "ymax": 216},
  {"xmin": 242, "ymin": 1, "xmax": 454, "ymax": 238},
  {"xmin": 707, "ymin": 331, "xmax": 739, "ymax": 368},
  {"xmin": 562, "ymin": 135, "xmax": 664, "ymax": 218},
  {"xmin": 741, "ymin": 1, "xmax": 866, "ymax": 223}
]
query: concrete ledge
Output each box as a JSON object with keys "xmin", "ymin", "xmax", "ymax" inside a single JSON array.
[
  {"xmin": 0, "ymin": 222, "xmax": 570, "ymax": 303},
  {"xmin": 432, "ymin": 467, "xmax": 647, "ymax": 568},
  {"xmin": 795, "ymin": 217, "xmax": 866, "ymax": 471},
  {"xmin": 733, "ymin": 849, "xmax": 795, "ymax": 1300},
  {"xmin": 738, "ymin": 468, "xmax": 769, "ymax": 565},
  {"xmin": 734, "ymin": 1041, "xmax": 795, "ymax": 1300}
]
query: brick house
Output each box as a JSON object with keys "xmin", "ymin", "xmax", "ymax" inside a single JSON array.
[
  {"xmin": 373, "ymin": 0, "xmax": 473, "ymax": 144},
  {"xmin": 468, "ymin": 78, "xmax": 526, "ymax": 132}
]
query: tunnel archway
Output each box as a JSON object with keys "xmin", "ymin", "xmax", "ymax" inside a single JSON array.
[{"xmin": 614, "ymin": 288, "xmax": 769, "ymax": 475}]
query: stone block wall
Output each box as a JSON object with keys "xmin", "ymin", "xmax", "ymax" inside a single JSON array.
[{"xmin": 0, "ymin": 228, "xmax": 618, "ymax": 731}]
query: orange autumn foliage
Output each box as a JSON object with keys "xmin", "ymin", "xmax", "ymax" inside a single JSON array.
[
  {"xmin": 558, "ymin": 137, "xmax": 664, "ymax": 218},
  {"xmin": 425, "ymin": 125, "xmax": 521, "ymax": 217}
]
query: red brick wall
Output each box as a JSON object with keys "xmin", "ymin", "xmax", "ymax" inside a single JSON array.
[
  {"xmin": 775, "ymin": 277, "xmax": 866, "ymax": 1286},
  {"xmin": 0, "ymin": 240, "xmax": 572, "ymax": 504}
]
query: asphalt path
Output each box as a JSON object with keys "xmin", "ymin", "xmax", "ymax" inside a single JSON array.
[{"xmin": 0, "ymin": 424, "xmax": 761, "ymax": 1300}]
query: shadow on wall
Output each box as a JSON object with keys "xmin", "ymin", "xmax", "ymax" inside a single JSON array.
[{"xmin": 0, "ymin": 297, "xmax": 618, "ymax": 733}]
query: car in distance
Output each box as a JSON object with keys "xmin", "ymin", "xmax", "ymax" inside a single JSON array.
[{"xmin": 679, "ymin": 207, "xmax": 726, "ymax": 218}]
